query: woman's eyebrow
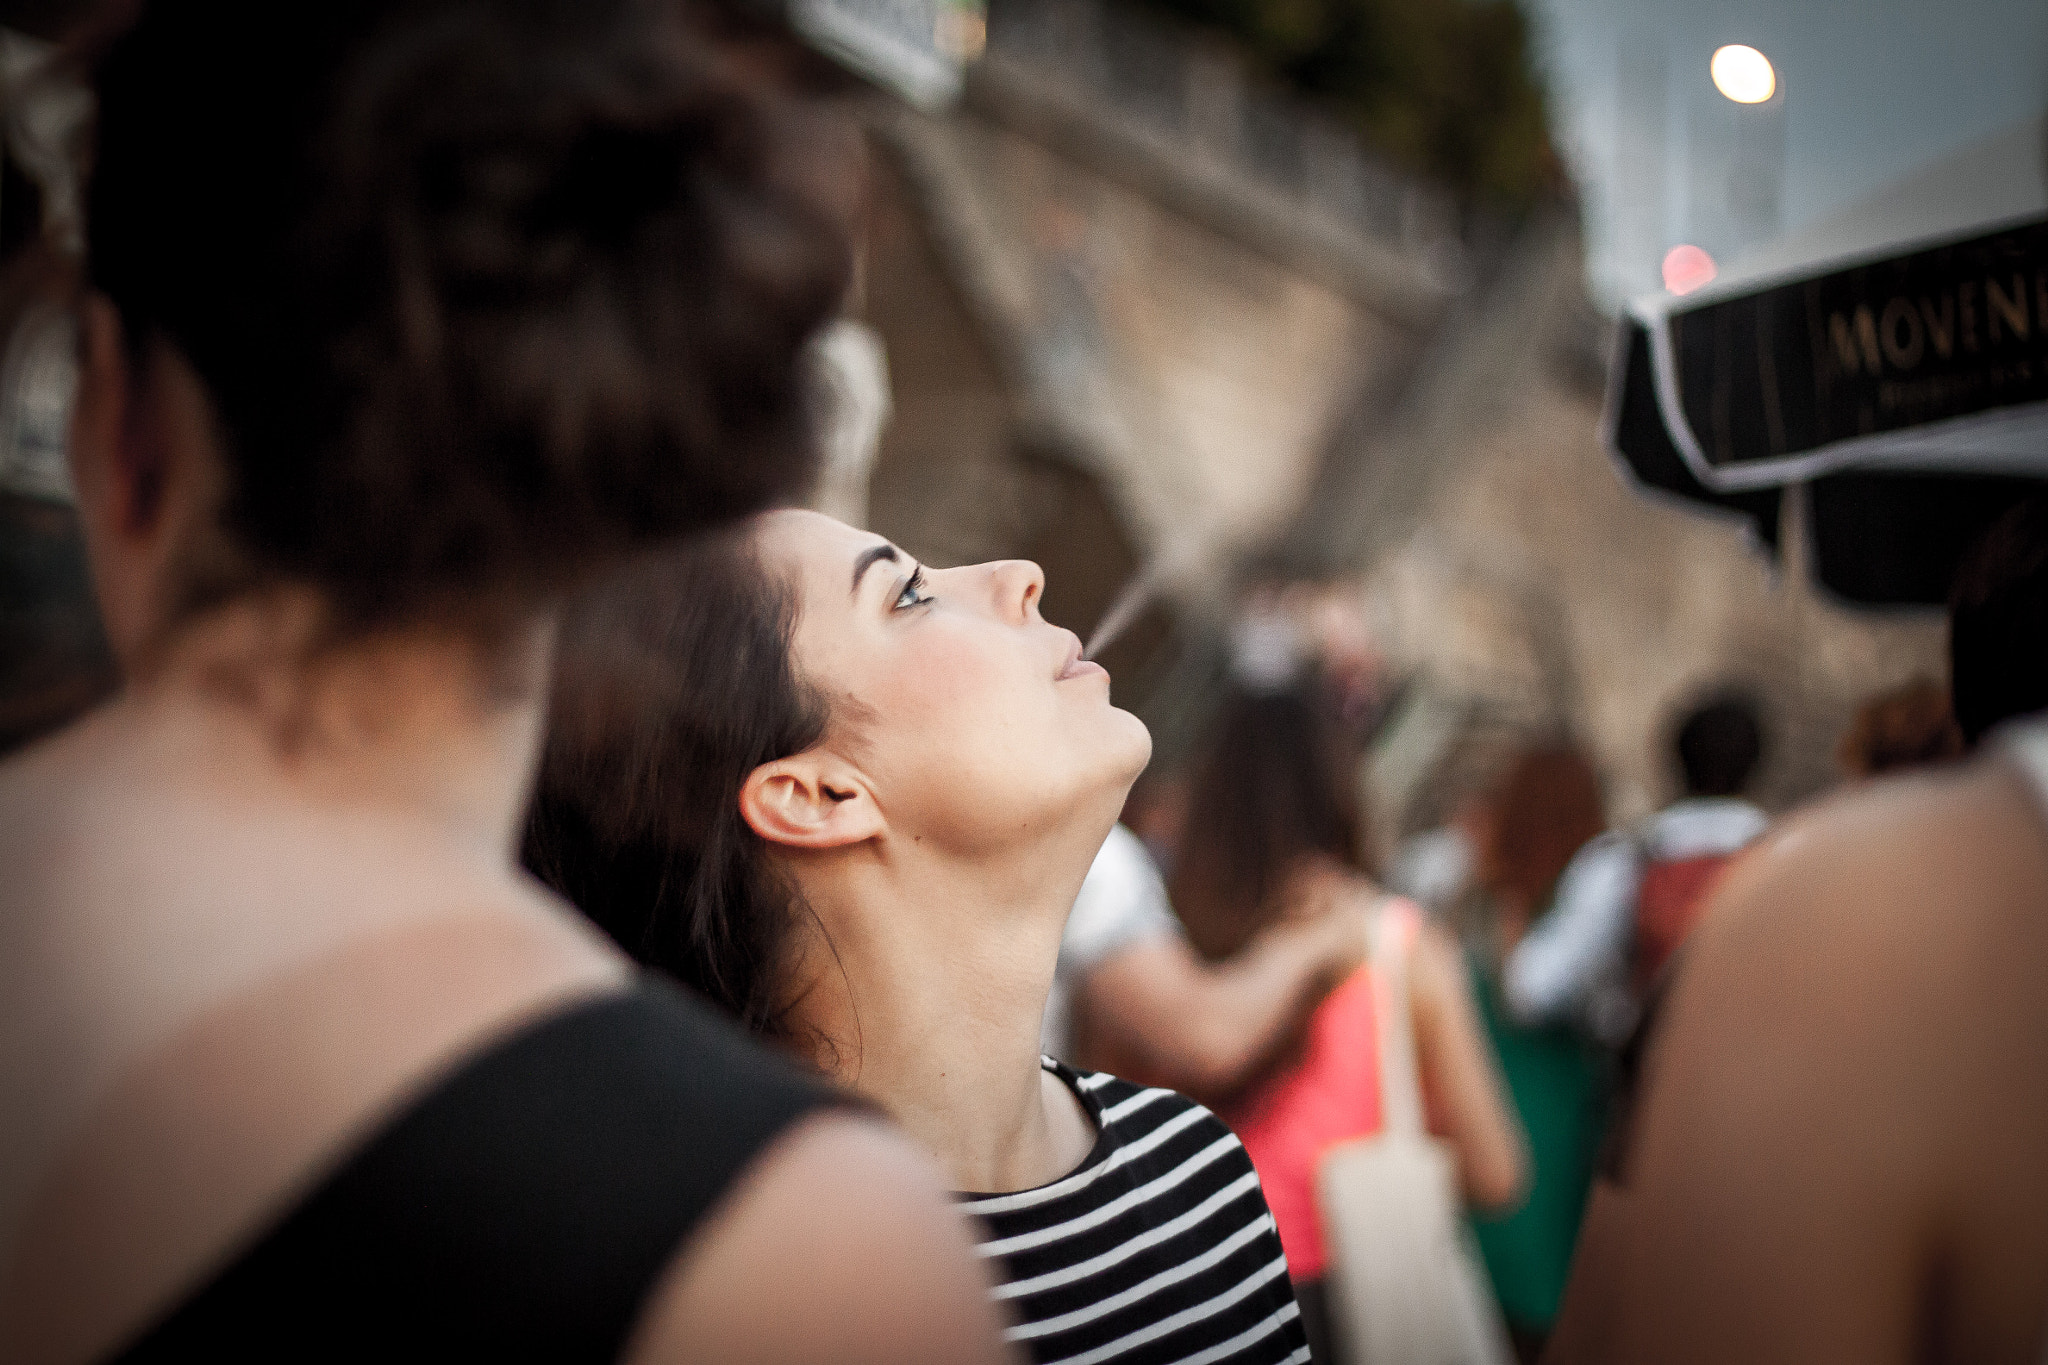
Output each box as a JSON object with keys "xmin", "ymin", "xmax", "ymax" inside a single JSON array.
[{"xmin": 851, "ymin": 542, "xmax": 900, "ymax": 595}]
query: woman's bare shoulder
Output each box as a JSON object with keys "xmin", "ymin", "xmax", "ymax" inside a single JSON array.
[
  {"xmin": 624, "ymin": 1110, "xmax": 1015, "ymax": 1365},
  {"xmin": 1693, "ymin": 759, "xmax": 2048, "ymax": 998},
  {"xmin": 0, "ymin": 908, "xmax": 627, "ymax": 1364}
]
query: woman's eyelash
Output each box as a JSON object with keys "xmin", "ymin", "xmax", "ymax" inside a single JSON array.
[{"xmin": 893, "ymin": 567, "xmax": 932, "ymax": 610}]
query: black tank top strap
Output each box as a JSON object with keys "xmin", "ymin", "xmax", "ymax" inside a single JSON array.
[{"xmin": 107, "ymin": 979, "xmax": 839, "ymax": 1363}]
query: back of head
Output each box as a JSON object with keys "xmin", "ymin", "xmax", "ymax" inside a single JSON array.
[
  {"xmin": 1483, "ymin": 742, "xmax": 1604, "ymax": 910},
  {"xmin": 1949, "ymin": 493, "xmax": 2048, "ymax": 746},
  {"xmin": 524, "ymin": 530, "xmax": 828, "ymax": 1039},
  {"xmin": 1674, "ymin": 693, "xmax": 1764, "ymax": 799},
  {"xmin": 1170, "ymin": 680, "xmax": 1365, "ymax": 962},
  {"xmin": 87, "ymin": 0, "xmax": 850, "ymax": 639}
]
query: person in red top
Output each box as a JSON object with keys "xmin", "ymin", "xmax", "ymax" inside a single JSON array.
[{"xmin": 1169, "ymin": 677, "xmax": 1527, "ymax": 1361}]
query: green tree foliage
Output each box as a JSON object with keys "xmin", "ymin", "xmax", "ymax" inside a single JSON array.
[{"xmin": 1135, "ymin": 0, "xmax": 1558, "ymax": 208}]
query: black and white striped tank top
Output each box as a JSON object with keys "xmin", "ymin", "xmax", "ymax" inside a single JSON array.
[{"xmin": 959, "ymin": 1060, "xmax": 1310, "ymax": 1365}]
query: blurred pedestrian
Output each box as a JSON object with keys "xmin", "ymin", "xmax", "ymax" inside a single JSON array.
[
  {"xmin": 1050, "ymin": 596, "xmax": 1418, "ymax": 1107},
  {"xmin": 1501, "ymin": 692, "xmax": 1768, "ymax": 1045},
  {"xmin": 1045, "ymin": 821, "xmax": 1367, "ymax": 1103},
  {"xmin": 1950, "ymin": 491, "xmax": 2048, "ymax": 746},
  {"xmin": 0, "ymin": 5, "xmax": 1006, "ymax": 1362},
  {"xmin": 1386, "ymin": 730, "xmax": 1518, "ymax": 937},
  {"xmin": 1835, "ymin": 677, "xmax": 1963, "ymax": 780},
  {"xmin": 1171, "ymin": 681, "xmax": 1526, "ymax": 1364},
  {"xmin": 1547, "ymin": 720, "xmax": 2048, "ymax": 1365},
  {"xmin": 1464, "ymin": 743, "xmax": 1612, "ymax": 1362},
  {"xmin": 527, "ymin": 513, "xmax": 1311, "ymax": 1365}
]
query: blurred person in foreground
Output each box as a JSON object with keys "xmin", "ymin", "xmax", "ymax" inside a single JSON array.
[
  {"xmin": 1464, "ymin": 744, "xmax": 1612, "ymax": 1362},
  {"xmin": 1836, "ymin": 677, "xmax": 1964, "ymax": 781},
  {"xmin": 1500, "ymin": 693, "xmax": 1769, "ymax": 1047},
  {"xmin": 0, "ymin": 4, "xmax": 1009, "ymax": 1362},
  {"xmin": 1548, "ymin": 497, "xmax": 2048, "ymax": 1365},
  {"xmin": 526, "ymin": 513, "xmax": 1311, "ymax": 1365},
  {"xmin": 1547, "ymin": 749, "xmax": 2048, "ymax": 1365},
  {"xmin": 1169, "ymin": 678, "xmax": 1526, "ymax": 1363}
]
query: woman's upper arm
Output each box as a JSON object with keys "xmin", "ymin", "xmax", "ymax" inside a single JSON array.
[
  {"xmin": 622, "ymin": 1111, "xmax": 1017, "ymax": 1365},
  {"xmin": 1409, "ymin": 922, "xmax": 1526, "ymax": 1210}
]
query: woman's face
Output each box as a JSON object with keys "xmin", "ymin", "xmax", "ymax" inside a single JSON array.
[{"xmin": 756, "ymin": 510, "xmax": 1151, "ymax": 858}]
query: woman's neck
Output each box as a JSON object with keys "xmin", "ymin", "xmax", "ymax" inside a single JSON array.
[
  {"xmin": 788, "ymin": 835, "xmax": 1103, "ymax": 1194},
  {"xmin": 105, "ymin": 594, "xmax": 552, "ymax": 859}
]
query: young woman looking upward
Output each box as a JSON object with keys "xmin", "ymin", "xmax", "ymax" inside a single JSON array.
[{"xmin": 529, "ymin": 511, "xmax": 1312, "ymax": 1365}]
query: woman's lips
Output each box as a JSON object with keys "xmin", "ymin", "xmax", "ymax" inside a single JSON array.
[{"xmin": 1056, "ymin": 632, "xmax": 1108, "ymax": 681}]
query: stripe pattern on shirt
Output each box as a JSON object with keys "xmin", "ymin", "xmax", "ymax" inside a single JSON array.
[{"xmin": 960, "ymin": 1061, "xmax": 1310, "ymax": 1365}]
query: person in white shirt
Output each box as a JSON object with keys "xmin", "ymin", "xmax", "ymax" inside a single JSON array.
[{"xmin": 1504, "ymin": 695, "xmax": 1767, "ymax": 1044}]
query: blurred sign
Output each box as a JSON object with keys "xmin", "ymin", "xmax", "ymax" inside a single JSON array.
[
  {"xmin": 1665, "ymin": 215, "xmax": 2047, "ymax": 485},
  {"xmin": 1621, "ymin": 212, "xmax": 2048, "ymax": 497},
  {"xmin": 1606, "ymin": 214, "xmax": 2048, "ymax": 608},
  {"xmin": 789, "ymin": 0, "xmax": 985, "ymax": 109}
]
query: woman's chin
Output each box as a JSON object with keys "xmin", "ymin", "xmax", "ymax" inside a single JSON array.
[{"xmin": 1104, "ymin": 707, "xmax": 1154, "ymax": 782}]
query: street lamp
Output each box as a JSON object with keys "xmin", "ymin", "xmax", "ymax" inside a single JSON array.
[{"xmin": 1710, "ymin": 44, "xmax": 1776, "ymax": 104}]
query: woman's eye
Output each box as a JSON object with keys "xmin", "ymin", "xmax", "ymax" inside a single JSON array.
[{"xmin": 894, "ymin": 569, "xmax": 932, "ymax": 611}]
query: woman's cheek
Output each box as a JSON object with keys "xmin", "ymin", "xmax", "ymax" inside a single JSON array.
[{"xmin": 895, "ymin": 632, "xmax": 1012, "ymax": 717}]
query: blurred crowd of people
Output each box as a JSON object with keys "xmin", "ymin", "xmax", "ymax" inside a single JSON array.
[
  {"xmin": 0, "ymin": 4, "xmax": 2044, "ymax": 1365},
  {"xmin": 1041, "ymin": 483, "xmax": 2048, "ymax": 1363},
  {"xmin": 1050, "ymin": 483, "xmax": 2048, "ymax": 1364}
]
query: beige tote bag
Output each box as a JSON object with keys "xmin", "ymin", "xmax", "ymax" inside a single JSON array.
[{"xmin": 1314, "ymin": 903, "xmax": 1513, "ymax": 1365}]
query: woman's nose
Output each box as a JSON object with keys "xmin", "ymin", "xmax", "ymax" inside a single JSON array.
[{"xmin": 987, "ymin": 559, "xmax": 1045, "ymax": 623}]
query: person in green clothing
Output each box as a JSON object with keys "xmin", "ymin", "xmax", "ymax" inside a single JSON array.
[{"xmin": 1462, "ymin": 743, "xmax": 1614, "ymax": 1362}]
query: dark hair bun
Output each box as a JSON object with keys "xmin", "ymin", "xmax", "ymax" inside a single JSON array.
[{"xmin": 88, "ymin": 0, "xmax": 851, "ymax": 631}]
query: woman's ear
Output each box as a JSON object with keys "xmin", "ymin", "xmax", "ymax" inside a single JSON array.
[
  {"xmin": 69, "ymin": 294, "xmax": 131, "ymax": 540},
  {"xmin": 68, "ymin": 292, "xmax": 155, "ymax": 656},
  {"xmin": 740, "ymin": 751, "xmax": 886, "ymax": 851},
  {"xmin": 68, "ymin": 292, "xmax": 219, "ymax": 662}
]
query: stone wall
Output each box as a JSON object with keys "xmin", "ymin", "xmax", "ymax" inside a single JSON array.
[
  {"xmin": 853, "ymin": 0, "xmax": 1951, "ymax": 828},
  {"xmin": 1337, "ymin": 218, "xmax": 1948, "ymax": 824}
]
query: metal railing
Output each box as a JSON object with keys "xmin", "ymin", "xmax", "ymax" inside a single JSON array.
[{"xmin": 983, "ymin": 0, "xmax": 1460, "ymax": 257}]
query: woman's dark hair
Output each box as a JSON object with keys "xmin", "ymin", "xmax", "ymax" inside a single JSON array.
[
  {"xmin": 86, "ymin": 0, "xmax": 850, "ymax": 638},
  {"xmin": 524, "ymin": 529, "xmax": 829, "ymax": 1039},
  {"xmin": 1170, "ymin": 680, "xmax": 1367, "ymax": 964}
]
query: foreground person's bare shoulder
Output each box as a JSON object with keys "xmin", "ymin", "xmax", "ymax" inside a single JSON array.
[
  {"xmin": 623, "ymin": 1111, "xmax": 1015, "ymax": 1365},
  {"xmin": 1556, "ymin": 761, "xmax": 2048, "ymax": 1365},
  {"xmin": 1706, "ymin": 758, "xmax": 2045, "ymax": 954},
  {"xmin": 1672, "ymin": 759, "xmax": 2048, "ymax": 1082}
]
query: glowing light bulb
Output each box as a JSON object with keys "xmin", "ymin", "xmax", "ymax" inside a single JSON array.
[
  {"xmin": 1711, "ymin": 45, "xmax": 1776, "ymax": 103},
  {"xmin": 1663, "ymin": 244, "xmax": 1717, "ymax": 295}
]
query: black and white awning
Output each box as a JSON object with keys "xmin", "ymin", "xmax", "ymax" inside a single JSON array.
[{"xmin": 1605, "ymin": 114, "xmax": 2048, "ymax": 606}]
